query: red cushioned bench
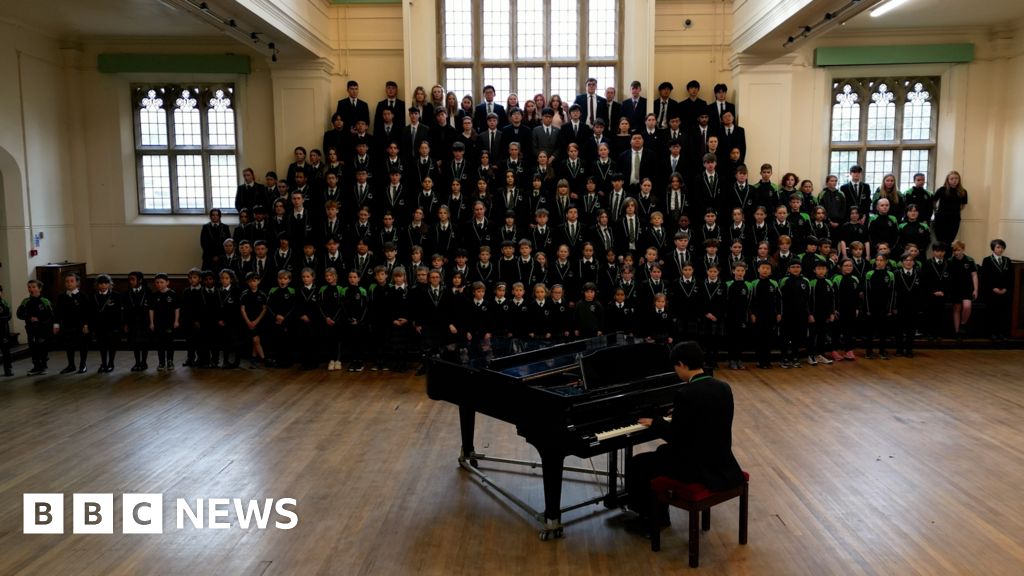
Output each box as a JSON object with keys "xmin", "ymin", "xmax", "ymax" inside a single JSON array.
[{"xmin": 650, "ymin": 471, "xmax": 749, "ymax": 568}]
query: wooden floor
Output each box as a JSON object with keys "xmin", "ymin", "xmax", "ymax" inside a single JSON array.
[{"xmin": 1, "ymin": 351, "xmax": 1023, "ymax": 576}]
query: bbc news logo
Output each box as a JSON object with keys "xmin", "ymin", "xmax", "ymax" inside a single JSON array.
[{"xmin": 24, "ymin": 494, "xmax": 298, "ymax": 534}]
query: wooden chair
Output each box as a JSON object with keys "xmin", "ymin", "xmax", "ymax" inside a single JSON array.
[{"xmin": 649, "ymin": 471, "xmax": 749, "ymax": 568}]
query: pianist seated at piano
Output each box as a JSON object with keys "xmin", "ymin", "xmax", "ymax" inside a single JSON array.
[{"xmin": 625, "ymin": 341, "xmax": 745, "ymax": 529}]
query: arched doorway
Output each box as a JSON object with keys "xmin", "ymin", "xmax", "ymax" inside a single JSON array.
[{"xmin": 0, "ymin": 145, "xmax": 28, "ymax": 331}]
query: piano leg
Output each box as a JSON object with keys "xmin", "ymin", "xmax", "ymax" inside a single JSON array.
[
  {"xmin": 538, "ymin": 446, "xmax": 566, "ymax": 540},
  {"xmin": 458, "ymin": 406, "xmax": 478, "ymax": 467},
  {"xmin": 604, "ymin": 450, "xmax": 621, "ymax": 508}
]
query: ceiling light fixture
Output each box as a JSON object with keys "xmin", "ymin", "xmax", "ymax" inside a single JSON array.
[{"xmin": 870, "ymin": 0, "xmax": 911, "ymax": 18}]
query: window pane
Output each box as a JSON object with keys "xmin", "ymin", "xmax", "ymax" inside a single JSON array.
[
  {"xmin": 444, "ymin": 0, "xmax": 472, "ymax": 60},
  {"xmin": 900, "ymin": 150, "xmax": 930, "ymax": 191},
  {"xmin": 483, "ymin": 68, "xmax": 511, "ymax": 105},
  {"xmin": 864, "ymin": 150, "xmax": 894, "ymax": 192},
  {"xmin": 445, "ymin": 68, "xmax": 475, "ymax": 101},
  {"xmin": 173, "ymin": 89, "xmax": 201, "ymax": 146},
  {"xmin": 587, "ymin": 66, "xmax": 616, "ymax": 94},
  {"xmin": 517, "ymin": 0, "xmax": 544, "ymax": 59},
  {"xmin": 210, "ymin": 155, "xmax": 237, "ymax": 211},
  {"xmin": 482, "ymin": 0, "xmax": 510, "ymax": 60},
  {"xmin": 867, "ymin": 82, "xmax": 895, "ymax": 141},
  {"xmin": 516, "ymin": 67, "xmax": 544, "ymax": 103},
  {"xmin": 141, "ymin": 155, "xmax": 171, "ymax": 211},
  {"xmin": 139, "ymin": 89, "xmax": 167, "ymax": 147},
  {"xmin": 831, "ymin": 84, "xmax": 860, "ymax": 143},
  {"xmin": 550, "ymin": 67, "xmax": 577, "ymax": 103},
  {"xmin": 176, "ymin": 154, "xmax": 205, "ymax": 210},
  {"xmin": 588, "ymin": 0, "xmax": 617, "ymax": 58},
  {"xmin": 550, "ymin": 0, "xmax": 578, "ymax": 59},
  {"xmin": 903, "ymin": 82, "xmax": 932, "ymax": 140},
  {"xmin": 207, "ymin": 89, "xmax": 235, "ymax": 147},
  {"xmin": 829, "ymin": 151, "xmax": 858, "ymax": 181}
]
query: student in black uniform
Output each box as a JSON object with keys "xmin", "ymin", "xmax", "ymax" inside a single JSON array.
[
  {"xmin": 319, "ymin": 268, "xmax": 344, "ymax": 372},
  {"xmin": 295, "ymin": 268, "xmax": 321, "ymax": 370},
  {"xmin": 386, "ymin": 267, "xmax": 415, "ymax": 372},
  {"xmin": 626, "ymin": 341, "xmax": 745, "ymax": 526},
  {"xmin": 149, "ymin": 273, "xmax": 180, "ymax": 371},
  {"xmin": 921, "ymin": 242, "xmax": 951, "ymax": 340},
  {"xmin": 638, "ymin": 292, "xmax": 674, "ymax": 345},
  {"xmin": 725, "ymin": 262, "xmax": 750, "ymax": 370},
  {"xmin": 831, "ymin": 258, "xmax": 860, "ymax": 361},
  {"xmin": 863, "ymin": 254, "xmax": 896, "ymax": 359},
  {"xmin": 750, "ymin": 261, "xmax": 780, "ymax": 368},
  {"xmin": 465, "ymin": 282, "xmax": 493, "ymax": 352},
  {"xmin": 181, "ymin": 268, "xmax": 204, "ymax": 367},
  {"xmin": 981, "ymin": 239, "xmax": 1012, "ymax": 340},
  {"xmin": 949, "ymin": 240, "xmax": 978, "ymax": 338},
  {"xmin": 17, "ymin": 280, "xmax": 54, "ymax": 375},
  {"xmin": 367, "ymin": 267, "xmax": 391, "ymax": 371},
  {"xmin": 239, "ymin": 270, "xmax": 268, "ymax": 366},
  {"xmin": 699, "ymin": 264, "xmax": 727, "ymax": 370},
  {"xmin": 893, "ymin": 253, "xmax": 923, "ymax": 357},
  {"xmin": 90, "ymin": 274, "xmax": 123, "ymax": 373},
  {"xmin": 217, "ymin": 269, "xmax": 241, "ymax": 369},
  {"xmin": 0, "ymin": 285, "xmax": 13, "ymax": 377},
  {"xmin": 55, "ymin": 272, "xmax": 89, "ymax": 374},
  {"xmin": 808, "ymin": 261, "xmax": 836, "ymax": 366},
  {"xmin": 341, "ymin": 269, "xmax": 370, "ymax": 372},
  {"xmin": 123, "ymin": 271, "xmax": 150, "ymax": 371},
  {"xmin": 779, "ymin": 261, "xmax": 811, "ymax": 368},
  {"xmin": 265, "ymin": 270, "xmax": 297, "ymax": 368}
]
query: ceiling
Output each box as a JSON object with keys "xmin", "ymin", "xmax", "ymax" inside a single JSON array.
[
  {"xmin": 844, "ymin": 0, "xmax": 1024, "ymax": 30},
  {"xmin": 0, "ymin": 0, "xmax": 309, "ymax": 58},
  {"xmin": 0, "ymin": 0, "xmax": 214, "ymax": 38}
]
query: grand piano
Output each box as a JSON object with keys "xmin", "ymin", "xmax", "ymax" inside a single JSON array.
[{"xmin": 427, "ymin": 334, "xmax": 682, "ymax": 540}]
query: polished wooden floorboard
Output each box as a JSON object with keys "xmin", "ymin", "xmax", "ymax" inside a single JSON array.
[{"xmin": 1, "ymin": 351, "xmax": 1023, "ymax": 575}]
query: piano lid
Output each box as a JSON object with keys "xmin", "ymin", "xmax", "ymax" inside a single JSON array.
[
  {"xmin": 445, "ymin": 334, "xmax": 634, "ymax": 381},
  {"xmin": 578, "ymin": 341, "xmax": 672, "ymax": 391}
]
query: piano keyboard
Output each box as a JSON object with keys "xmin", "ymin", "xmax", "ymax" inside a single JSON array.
[{"xmin": 595, "ymin": 416, "xmax": 671, "ymax": 442}]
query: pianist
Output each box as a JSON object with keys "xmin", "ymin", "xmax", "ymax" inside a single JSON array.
[{"xmin": 625, "ymin": 341, "xmax": 745, "ymax": 527}]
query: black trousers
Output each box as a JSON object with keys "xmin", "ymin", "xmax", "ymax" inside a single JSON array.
[
  {"xmin": 1, "ymin": 332, "xmax": 11, "ymax": 374},
  {"xmin": 154, "ymin": 327, "xmax": 175, "ymax": 364},
  {"xmin": 63, "ymin": 328, "xmax": 88, "ymax": 367},
  {"xmin": 345, "ymin": 323, "xmax": 368, "ymax": 363},
  {"xmin": 834, "ymin": 311, "xmax": 857, "ymax": 351},
  {"xmin": 781, "ymin": 319, "xmax": 806, "ymax": 361},
  {"xmin": 26, "ymin": 327, "xmax": 49, "ymax": 369},
  {"xmin": 726, "ymin": 320, "xmax": 746, "ymax": 362},
  {"xmin": 700, "ymin": 319, "xmax": 723, "ymax": 365},
  {"xmin": 753, "ymin": 318, "xmax": 776, "ymax": 364},
  {"xmin": 809, "ymin": 317, "xmax": 831, "ymax": 356},
  {"xmin": 987, "ymin": 293, "xmax": 1011, "ymax": 338},
  {"xmin": 626, "ymin": 444, "xmax": 676, "ymax": 520},
  {"xmin": 865, "ymin": 313, "xmax": 890, "ymax": 353},
  {"xmin": 895, "ymin": 309, "xmax": 917, "ymax": 352},
  {"xmin": 128, "ymin": 324, "xmax": 149, "ymax": 364},
  {"xmin": 94, "ymin": 328, "xmax": 119, "ymax": 368}
]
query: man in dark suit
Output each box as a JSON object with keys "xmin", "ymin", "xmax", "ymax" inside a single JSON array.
[
  {"xmin": 605, "ymin": 86, "xmax": 622, "ymax": 129},
  {"xmin": 618, "ymin": 132, "xmax": 657, "ymax": 194},
  {"xmin": 430, "ymin": 109, "xmax": 458, "ymax": 163},
  {"xmin": 476, "ymin": 113, "xmax": 504, "ymax": 163},
  {"xmin": 715, "ymin": 110, "xmax": 746, "ymax": 164},
  {"xmin": 573, "ymin": 77, "xmax": 608, "ymax": 129},
  {"xmin": 335, "ymin": 80, "xmax": 371, "ymax": 133},
  {"xmin": 652, "ymin": 82, "xmax": 678, "ymax": 131},
  {"xmin": 687, "ymin": 111, "xmax": 714, "ymax": 178},
  {"xmin": 559, "ymin": 104, "xmax": 593, "ymax": 158},
  {"xmin": 532, "ymin": 108, "xmax": 561, "ymax": 159},
  {"xmin": 620, "ymin": 80, "xmax": 648, "ymax": 130},
  {"xmin": 678, "ymin": 80, "xmax": 709, "ymax": 131},
  {"xmin": 706, "ymin": 83, "xmax": 737, "ymax": 131},
  {"xmin": 625, "ymin": 341, "xmax": 745, "ymax": 523},
  {"xmin": 501, "ymin": 107, "xmax": 533, "ymax": 162},
  {"xmin": 402, "ymin": 108, "xmax": 429, "ymax": 161},
  {"xmin": 474, "ymin": 85, "xmax": 507, "ymax": 133},
  {"xmin": 374, "ymin": 80, "xmax": 406, "ymax": 135}
]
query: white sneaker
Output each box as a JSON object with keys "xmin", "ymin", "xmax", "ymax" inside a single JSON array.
[
  {"xmin": 806, "ymin": 355, "xmax": 818, "ymax": 366},
  {"xmin": 328, "ymin": 361, "xmax": 338, "ymax": 371},
  {"xmin": 815, "ymin": 354, "xmax": 834, "ymax": 365}
]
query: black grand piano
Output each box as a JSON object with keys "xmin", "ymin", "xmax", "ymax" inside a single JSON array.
[{"xmin": 427, "ymin": 334, "xmax": 683, "ymax": 540}]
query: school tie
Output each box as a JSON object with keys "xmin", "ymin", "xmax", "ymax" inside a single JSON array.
[
  {"xmin": 658, "ymin": 100, "xmax": 666, "ymax": 128},
  {"xmin": 546, "ymin": 126, "xmax": 550, "ymax": 137},
  {"xmin": 603, "ymin": 227, "xmax": 611, "ymax": 247},
  {"xmin": 257, "ymin": 260, "xmax": 264, "ymax": 276},
  {"xmin": 589, "ymin": 95, "xmax": 596, "ymax": 126},
  {"xmin": 489, "ymin": 131, "xmax": 495, "ymax": 154},
  {"xmin": 631, "ymin": 151, "xmax": 640, "ymax": 185},
  {"xmin": 410, "ymin": 125, "xmax": 417, "ymax": 141}
]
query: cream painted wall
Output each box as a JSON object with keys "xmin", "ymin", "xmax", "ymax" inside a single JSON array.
[
  {"xmin": 655, "ymin": 1, "xmax": 734, "ymax": 106},
  {"xmin": 0, "ymin": 21, "xmax": 77, "ymax": 327}
]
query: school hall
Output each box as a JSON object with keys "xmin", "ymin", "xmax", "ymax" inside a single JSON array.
[{"xmin": 0, "ymin": 0, "xmax": 1023, "ymax": 574}]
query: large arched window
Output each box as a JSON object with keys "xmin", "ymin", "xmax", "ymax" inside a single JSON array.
[
  {"xmin": 440, "ymin": 0, "xmax": 622, "ymax": 103},
  {"xmin": 828, "ymin": 78, "xmax": 938, "ymax": 191},
  {"xmin": 133, "ymin": 85, "xmax": 238, "ymax": 214}
]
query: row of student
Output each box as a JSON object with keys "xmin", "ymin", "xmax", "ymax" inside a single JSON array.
[
  {"xmin": 205, "ymin": 182, "xmax": 950, "ymax": 284},
  {"xmin": 228, "ymin": 156, "xmax": 967, "ymax": 263},
  {"xmin": 6, "ymin": 237, "xmax": 1011, "ymax": 377},
  {"xmin": 330, "ymin": 79, "xmax": 735, "ymax": 145}
]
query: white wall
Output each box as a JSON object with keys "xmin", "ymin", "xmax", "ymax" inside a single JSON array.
[{"xmin": 0, "ymin": 21, "xmax": 77, "ymax": 329}]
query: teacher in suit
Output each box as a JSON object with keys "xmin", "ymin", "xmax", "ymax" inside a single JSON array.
[{"xmin": 573, "ymin": 78, "xmax": 608, "ymax": 129}]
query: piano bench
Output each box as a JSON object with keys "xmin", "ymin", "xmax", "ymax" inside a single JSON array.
[{"xmin": 649, "ymin": 471, "xmax": 749, "ymax": 568}]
